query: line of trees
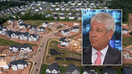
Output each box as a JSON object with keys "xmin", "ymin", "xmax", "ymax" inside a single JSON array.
[
  {"xmin": 0, "ymin": 1, "xmax": 27, "ymax": 11},
  {"xmin": 108, "ymin": 0, "xmax": 132, "ymax": 23}
]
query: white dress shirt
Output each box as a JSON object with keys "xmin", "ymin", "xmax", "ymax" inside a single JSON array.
[{"xmin": 92, "ymin": 45, "xmax": 108, "ymax": 65}]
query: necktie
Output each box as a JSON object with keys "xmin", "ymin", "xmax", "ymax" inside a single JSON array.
[{"xmin": 94, "ymin": 51, "xmax": 102, "ymax": 65}]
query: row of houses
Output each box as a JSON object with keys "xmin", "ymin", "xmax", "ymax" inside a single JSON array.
[
  {"xmin": 61, "ymin": 27, "xmax": 80, "ymax": 36},
  {"xmin": 46, "ymin": 63, "xmax": 131, "ymax": 74},
  {"xmin": 0, "ymin": 59, "xmax": 28, "ymax": 72},
  {"xmin": 5, "ymin": 30, "xmax": 39, "ymax": 41},
  {"xmin": 9, "ymin": 44, "xmax": 33, "ymax": 53}
]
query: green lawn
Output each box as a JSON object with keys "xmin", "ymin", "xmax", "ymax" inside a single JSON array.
[
  {"xmin": 0, "ymin": 38, "xmax": 36, "ymax": 46},
  {"xmin": 41, "ymin": 64, "xmax": 47, "ymax": 74},
  {"xmin": 123, "ymin": 37, "xmax": 132, "ymax": 47},
  {"xmin": 57, "ymin": 25, "xmax": 63, "ymax": 29}
]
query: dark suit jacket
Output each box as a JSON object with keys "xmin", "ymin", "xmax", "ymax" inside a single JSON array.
[{"xmin": 83, "ymin": 45, "xmax": 121, "ymax": 65}]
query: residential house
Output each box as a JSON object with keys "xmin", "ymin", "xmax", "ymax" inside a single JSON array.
[
  {"xmin": 59, "ymin": 15, "xmax": 65, "ymax": 20},
  {"xmin": 39, "ymin": 5, "xmax": 45, "ymax": 10},
  {"xmin": 70, "ymin": 27, "xmax": 80, "ymax": 32},
  {"xmin": 59, "ymin": 37, "xmax": 69, "ymax": 47},
  {"xmin": 0, "ymin": 26, "xmax": 6, "ymax": 35},
  {"xmin": 77, "ymin": 15, "xmax": 82, "ymax": 20},
  {"xmin": 68, "ymin": 12, "xmax": 73, "ymax": 16},
  {"xmin": 76, "ymin": 7, "xmax": 80, "ymax": 11},
  {"xmin": 66, "ymin": 7, "xmax": 70, "ymax": 11},
  {"xmin": 90, "ymin": 2, "xmax": 95, "ymax": 6},
  {"xmin": 71, "ymin": 2, "xmax": 76, "ymax": 6},
  {"xmin": 19, "ymin": 32, "xmax": 29, "ymax": 40},
  {"xmin": 46, "ymin": 63, "xmax": 60, "ymax": 74},
  {"xmin": 71, "ymin": 7, "xmax": 75, "ymax": 11},
  {"xmin": 52, "ymin": 11, "xmax": 58, "ymax": 15},
  {"xmin": 21, "ymin": 11, "xmax": 26, "ymax": 15},
  {"xmin": 122, "ymin": 28, "xmax": 128, "ymax": 34},
  {"xmin": 101, "ymin": 66, "xmax": 117, "ymax": 74},
  {"xmin": 17, "ymin": 19, "xmax": 24, "ymax": 24},
  {"xmin": 20, "ymin": 44, "xmax": 33, "ymax": 52},
  {"xmin": 53, "ymin": 14, "xmax": 58, "ymax": 20},
  {"xmin": 9, "ymin": 44, "xmax": 20, "ymax": 52},
  {"xmin": 0, "ymin": 59, "xmax": 11, "ymax": 70},
  {"xmin": 82, "ymin": 67, "xmax": 97, "ymax": 74},
  {"xmin": 59, "ymin": 12, "xmax": 65, "ymax": 15},
  {"xmin": 78, "ymin": 2, "xmax": 82, "ymax": 6},
  {"xmin": 50, "ymin": 7, "xmax": 55, "ymax": 11},
  {"xmin": 51, "ymin": 4, "xmax": 56, "ymax": 7},
  {"xmin": 61, "ymin": 29, "xmax": 70, "ymax": 36},
  {"xmin": 29, "ymin": 34, "xmax": 39, "ymax": 41},
  {"xmin": 29, "ymin": 25, "xmax": 37, "ymax": 32},
  {"xmin": 76, "ymin": 12, "xmax": 81, "ymax": 16},
  {"xmin": 123, "ymin": 66, "xmax": 132, "ymax": 74},
  {"xmin": 35, "ymin": 9, "xmax": 39, "ymax": 12},
  {"xmin": 5, "ymin": 30, "xmax": 13, "ymax": 38},
  {"xmin": 42, "ymin": 22, "xmax": 49, "ymax": 27},
  {"xmin": 45, "ymin": 14, "xmax": 51, "ymax": 18},
  {"xmin": 19, "ymin": 23, "xmax": 29, "ymax": 29},
  {"xmin": 12, "ymin": 59, "xmax": 28, "ymax": 70},
  {"xmin": 11, "ymin": 31, "xmax": 20, "ymax": 39},
  {"xmin": 61, "ymin": 7, "xmax": 65, "ymax": 11},
  {"xmin": 8, "ymin": 19, "xmax": 15, "ymax": 24},
  {"xmin": 64, "ymin": 3, "xmax": 68, "ymax": 6},
  {"xmin": 65, "ymin": 64, "xmax": 80, "ymax": 74},
  {"xmin": 55, "ymin": 7, "xmax": 60, "ymax": 11},
  {"xmin": 38, "ymin": 26, "xmax": 46, "ymax": 33},
  {"xmin": 69, "ymin": 15, "xmax": 75, "ymax": 20}
]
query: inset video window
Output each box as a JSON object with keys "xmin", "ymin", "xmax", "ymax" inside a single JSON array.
[{"xmin": 82, "ymin": 9, "xmax": 122, "ymax": 66}]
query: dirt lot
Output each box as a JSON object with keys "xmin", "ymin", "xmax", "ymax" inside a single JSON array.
[{"xmin": 1, "ymin": 62, "xmax": 31, "ymax": 74}]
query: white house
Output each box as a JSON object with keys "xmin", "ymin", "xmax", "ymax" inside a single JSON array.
[
  {"xmin": 78, "ymin": 2, "xmax": 82, "ymax": 6},
  {"xmin": 70, "ymin": 27, "xmax": 80, "ymax": 32},
  {"xmin": 61, "ymin": 29, "xmax": 70, "ymax": 36},
  {"xmin": 0, "ymin": 60, "xmax": 11, "ymax": 70},
  {"xmin": 37, "ymin": 26, "xmax": 46, "ymax": 33},
  {"xmin": 19, "ymin": 32, "xmax": 29, "ymax": 40},
  {"xmin": 59, "ymin": 15, "xmax": 65, "ymax": 20},
  {"xmin": 8, "ymin": 19, "xmax": 15, "ymax": 24},
  {"xmin": 19, "ymin": 23, "xmax": 28, "ymax": 29},
  {"xmin": 59, "ymin": 37, "xmax": 69, "ymax": 47},
  {"xmin": 11, "ymin": 31, "xmax": 20, "ymax": 39},
  {"xmin": 66, "ymin": 7, "xmax": 70, "ymax": 11},
  {"xmin": 0, "ymin": 26, "xmax": 6, "ymax": 35},
  {"xmin": 51, "ymin": 4, "xmax": 56, "ymax": 7},
  {"xmin": 12, "ymin": 59, "xmax": 28, "ymax": 71},
  {"xmin": 65, "ymin": 64, "xmax": 80, "ymax": 74},
  {"xmin": 59, "ymin": 12, "xmax": 65, "ymax": 15},
  {"xmin": 69, "ymin": 15, "xmax": 75, "ymax": 20},
  {"xmin": 9, "ymin": 44, "xmax": 20, "ymax": 52},
  {"xmin": 46, "ymin": 63, "xmax": 60, "ymax": 74},
  {"xmin": 82, "ymin": 67, "xmax": 98, "ymax": 74},
  {"xmin": 29, "ymin": 34, "xmax": 39, "ymax": 41},
  {"xmin": 29, "ymin": 25, "xmax": 37, "ymax": 32},
  {"xmin": 42, "ymin": 22, "xmax": 49, "ymax": 27},
  {"xmin": 61, "ymin": 7, "xmax": 65, "ymax": 11},
  {"xmin": 55, "ymin": 7, "xmax": 60, "ymax": 11},
  {"xmin": 20, "ymin": 44, "xmax": 33, "ymax": 52}
]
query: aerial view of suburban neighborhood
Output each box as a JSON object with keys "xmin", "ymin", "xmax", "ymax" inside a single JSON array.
[{"xmin": 0, "ymin": 0, "xmax": 132, "ymax": 74}]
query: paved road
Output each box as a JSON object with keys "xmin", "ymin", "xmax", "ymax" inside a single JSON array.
[
  {"xmin": 31, "ymin": 27, "xmax": 71, "ymax": 74},
  {"xmin": 31, "ymin": 31, "xmax": 54, "ymax": 74}
]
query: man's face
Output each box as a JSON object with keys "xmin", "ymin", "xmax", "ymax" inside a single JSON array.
[{"xmin": 89, "ymin": 21, "xmax": 113, "ymax": 51}]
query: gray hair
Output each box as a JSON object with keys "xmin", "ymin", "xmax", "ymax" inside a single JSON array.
[{"xmin": 90, "ymin": 13, "xmax": 115, "ymax": 32}]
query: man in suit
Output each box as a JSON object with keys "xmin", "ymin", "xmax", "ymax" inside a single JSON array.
[{"xmin": 83, "ymin": 13, "xmax": 121, "ymax": 65}]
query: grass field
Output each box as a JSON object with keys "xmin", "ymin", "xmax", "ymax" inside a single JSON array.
[
  {"xmin": 24, "ymin": 20, "xmax": 81, "ymax": 27},
  {"xmin": 0, "ymin": 38, "xmax": 36, "ymax": 46}
]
